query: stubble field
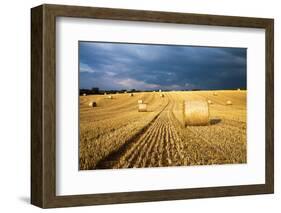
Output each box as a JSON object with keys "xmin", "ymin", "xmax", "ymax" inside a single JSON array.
[{"xmin": 79, "ymin": 90, "xmax": 247, "ymax": 170}]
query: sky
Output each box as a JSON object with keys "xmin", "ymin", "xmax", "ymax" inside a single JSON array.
[{"xmin": 79, "ymin": 42, "xmax": 247, "ymax": 91}]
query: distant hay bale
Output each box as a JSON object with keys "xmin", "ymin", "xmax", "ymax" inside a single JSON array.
[
  {"xmin": 159, "ymin": 89, "xmax": 162, "ymax": 92},
  {"xmin": 124, "ymin": 91, "xmax": 127, "ymax": 93},
  {"xmin": 129, "ymin": 93, "xmax": 134, "ymax": 97},
  {"xmin": 104, "ymin": 92, "xmax": 107, "ymax": 95},
  {"xmin": 83, "ymin": 93, "xmax": 87, "ymax": 96},
  {"xmin": 226, "ymin": 100, "xmax": 232, "ymax": 105},
  {"xmin": 108, "ymin": 95, "xmax": 112, "ymax": 99},
  {"xmin": 213, "ymin": 92, "xmax": 218, "ymax": 96},
  {"xmin": 184, "ymin": 100, "xmax": 209, "ymax": 126},
  {"xmin": 138, "ymin": 100, "xmax": 143, "ymax": 104},
  {"xmin": 138, "ymin": 103, "xmax": 147, "ymax": 112},
  {"xmin": 207, "ymin": 100, "xmax": 213, "ymax": 104},
  {"xmin": 88, "ymin": 102, "xmax": 97, "ymax": 107},
  {"xmin": 237, "ymin": 88, "xmax": 241, "ymax": 91},
  {"xmin": 160, "ymin": 94, "xmax": 164, "ymax": 98}
]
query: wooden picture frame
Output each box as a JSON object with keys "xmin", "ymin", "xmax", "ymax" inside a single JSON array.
[{"xmin": 31, "ymin": 4, "xmax": 274, "ymax": 208}]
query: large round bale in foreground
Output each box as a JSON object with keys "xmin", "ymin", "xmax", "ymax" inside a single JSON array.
[
  {"xmin": 184, "ymin": 100, "xmax": 209, "ymax": 126},
  {"xmin": 88, "ymin": 102, "xmax": 97, "ymax": 107},
  {"xmin": 138, "ymin": 103, "xmax": 147, "ymax": 112}
]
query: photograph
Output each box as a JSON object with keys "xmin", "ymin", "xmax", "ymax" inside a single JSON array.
[{"xmin": 78, "ymin": 41, "xmax": 247, "ymax": 170}]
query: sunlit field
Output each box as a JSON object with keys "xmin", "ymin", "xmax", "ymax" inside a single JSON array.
[{"xmin": 79, "ymin": 90, "xmax": 246, "ymax": 170}]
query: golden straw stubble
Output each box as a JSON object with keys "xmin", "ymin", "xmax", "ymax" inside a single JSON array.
[{"xmin": 184, "ymin": 100, "xmax": 209, "ymax": 126}]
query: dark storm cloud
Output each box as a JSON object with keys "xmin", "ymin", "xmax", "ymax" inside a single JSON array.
[{"xmin": 79, "ymin": 42, "xmax": 246, "ymax": 90}]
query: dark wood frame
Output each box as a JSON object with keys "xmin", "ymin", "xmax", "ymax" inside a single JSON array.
[{"xmin": 31, "ymin": 4, "xmax": 274, "ymax": 208}]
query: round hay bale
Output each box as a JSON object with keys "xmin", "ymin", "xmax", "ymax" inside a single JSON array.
[
  {"xmin": 138, "ymin": 100, "xmax": 143, "ymax": 104},
  {"xmin": 88, "ymin": 102, "xmax": 97, "ymax": 107},
  {"xmin": 237, "ymin": 88, "xmax": 240, "ymax": 91},
  {"xmin": 207, "ymin": 100, "xmax": 213, "ymax": 104},
  {"xmin": 160, "ymin": 94, "xmax": 164, "ymax": 98},
  {"xmin": 184, "ymin": 100, "xmax": 209, "ymax": 126},
  {"xmin": 213, "ymin": 92, "xmax": 218, "ymax": 96},
  {"xmin": 138, "ymin": 103, "xmax": 147, "ymax": 112},
  {"xmin": 226, "ymin": 100, "xmax": 232, "ymax": 105},
  {"xmin": 104, "ymin": 92, "xmax": 107, "ymax": 95},
  {"xmin": 159, "ymin": 89, "xmax": 162, "ymax": 92},
  {"xmin": 108, "ymin": 95, "xmax": 112, "ymax": 99},
  {"xmin": 129, "ymin": 93, "xmax": 134, "ymax": 97},
  {"xmin": 83, "ymin": 93, "xmax": 87, "ymax": 96}
]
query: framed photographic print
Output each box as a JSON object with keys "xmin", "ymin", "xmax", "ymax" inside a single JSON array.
[{"xmin": 31, "ymin": 4, "xmax": 274, "ymax": 208}]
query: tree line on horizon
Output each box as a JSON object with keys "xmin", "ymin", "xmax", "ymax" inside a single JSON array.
[{"xmin": 79, "ymin": 87, "xmax": 246, "ymax": 95}]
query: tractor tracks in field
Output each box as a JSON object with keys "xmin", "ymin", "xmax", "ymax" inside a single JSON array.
[
  {"xmin": 94, "ymin": 99, "xmax": 170, "ymax": 169},
  {"xmin": 95, "ymin": 93, "xmax": 188, "ymax": 169}
]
